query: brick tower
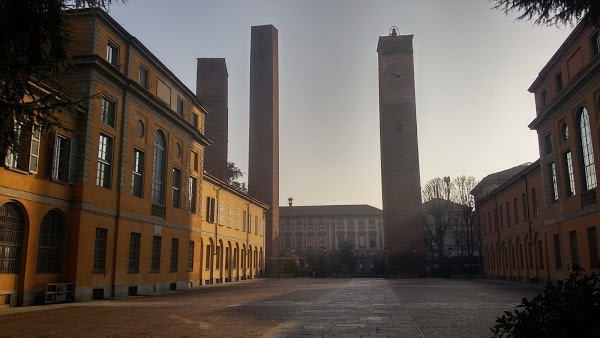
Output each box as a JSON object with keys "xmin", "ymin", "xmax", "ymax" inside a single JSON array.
[
  {"xmin": 196, "ymin": 58, "xmax": 228, "ymax": 181},
  {"xmin": 377, "ymin": 29, "xmax": 425, "ymax": 275},
  {"xmin": 248, "ymin": 25, "xmax": 279, "ymax": 273}
]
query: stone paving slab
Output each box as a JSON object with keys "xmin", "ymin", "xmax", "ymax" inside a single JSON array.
[{"xmin": 263, "ymin": 279, "xmax": 423, "ymax": 338}]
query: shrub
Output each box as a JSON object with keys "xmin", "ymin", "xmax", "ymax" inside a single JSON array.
[{"xmin": 492, "ymin": 267, "xmax": 600, "ymax": 337}]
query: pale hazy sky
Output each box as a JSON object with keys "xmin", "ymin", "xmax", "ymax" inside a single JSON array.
[{"xmin": 108, "ymin": 0, "xmax": 572, "ymax": 209}]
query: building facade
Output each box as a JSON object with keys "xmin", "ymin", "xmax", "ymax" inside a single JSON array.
[
  {"xmin": 279, "ymin": 205, "xmax": 385, "ymax": 275},
  {"xmin": 475, "ymin": 19, "xmax": 600, "ymax": 283},
  {"xmin": 0, "ymin": 9, "xmax": 266, "ymax": 307}
]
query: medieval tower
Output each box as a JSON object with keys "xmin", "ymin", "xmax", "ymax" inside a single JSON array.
[
  {"xmin": 377, "ymin": 29, "xmax": 425, "ymax": 275},
  {"xmin": 248, "ymin": 25, "xmax": 280, "ymax": 273}
]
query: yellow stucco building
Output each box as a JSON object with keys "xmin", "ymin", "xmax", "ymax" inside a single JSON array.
[{"xmin": 0, "ymin": 8, "xmax": 266, "ymax": 307}]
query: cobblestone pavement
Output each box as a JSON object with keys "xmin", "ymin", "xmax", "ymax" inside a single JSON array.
[
  {"xmin": 0, "ymin": 278, "xmax": 537, "ymax": 337},
  {"xmin": 389, "ymin": 278, "xmax": 540, "ymax": 338},
  {"xmin": 264, "ymin": 279, "xmax": 422, "ymax": 337}
]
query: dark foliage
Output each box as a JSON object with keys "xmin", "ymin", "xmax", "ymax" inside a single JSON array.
[
  {"xmin": 491, "ymin": 267, "xmax": 600, "ymax": 337},
  {"xmin": 0, "ymin": 0, "xmax": 122, "ymax": 158},
  {"xmin": 490, "ymin": 0, "xmax": 600, "ymax": 27},
  {"xmin": 226, "ymin": 161, "xmax": 247, "ymax": 193}
]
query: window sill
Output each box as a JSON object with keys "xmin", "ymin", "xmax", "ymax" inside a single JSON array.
[
  {"xmin": 169, "ymin": 270, "xmax": 177, "ymax": 273},
  {"xmin": 92, "ymin": 270, "xmax": 107, "ymax": 274},
  {"xmin": 5, "ymin": 166, "xmax": 31, "ymax": 175},
  {"xmin": 50, "ymin": 178, "xmax": 69, "ymax": 186},
  {"xmin": 127, "ymin": 270, "xmax": 139, "ymax": 273},
  {"xmin": 187, "ymin": 269, "xmax": 193, "ymax": 272}
]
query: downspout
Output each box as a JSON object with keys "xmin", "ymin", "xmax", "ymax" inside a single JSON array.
[{"xmin": 111, "ymin": 36, "xmax": 132, "ymax": 298}]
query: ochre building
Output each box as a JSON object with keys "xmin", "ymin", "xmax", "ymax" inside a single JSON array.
[
  {"xmin": 0, "ymin": 9, "xmax": 266, "ymax": 307},
  {"xmin": 474, "ymin": 19, "xmax": 600, "ymax": 283}
]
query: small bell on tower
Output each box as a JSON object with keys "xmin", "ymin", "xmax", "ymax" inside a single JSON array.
[{"xmin": 389, "ymin": 26, "xmax": 399, "ymax": 37}]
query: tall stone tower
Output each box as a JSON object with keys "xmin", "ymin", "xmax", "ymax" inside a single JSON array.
[
  {"xmin": 196, "ymin": 58, "xmax": 228, "ymax": 181},
  {"xmin": 248, "ymin": 25, "xmax": 279, "ymax": 273},
  {"xmin": 377, "ymin": 29, "xmax": 425, "ymax": 275}
]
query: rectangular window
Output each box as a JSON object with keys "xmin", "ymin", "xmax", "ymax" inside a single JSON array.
[
  {"xmin": 188, "ymin": 241, "xmax": 194, "ymax": 271},
  {"xmin": 495, "ymin": 208, "xmax": 499, "ymax": 229},
  {"xmin": 233, "ymin": 248, "xmax": 238, "ymax": 268},
  {"xmin": 132, "ymin": 149, "xmax": 144, "ymax": 197},
  {"xmin": 506, "ymin": 202, "xmax": 511, "ymax": 226},
  {"xmin": 193, "ymin": 113, "xmax": 199, "ymax": 129},
  {"xmin": 564, "ymin": 151, "xmax": 575, "ymax": 196},
  {"xmin": 106, "ymin": 41, "xmax": 119, "ymax": 67},
  {"xmin": 219, "ymin": 201, "xmax": 224, "ymax": 225},
  {"xmin": 243, "ymin": 210, "xmax": 247, "ymax": 231},
  {"xmin": 537, "ymin": 240, "xmax": 545, "ymax": 269},
  {"xmin": 549, "ymin": 162, "xmax": 558, "ymax": 202},
  {"xmin": 307, "ymin": 234, "xmax": 314, "ymax": 247},
  {"xmin": 541, "ymin": 90, "xmax": 548, "ymax": 107},
  {"xmin": 170, "ymin": 238, "xmax": 179, "ymax": 272},
  {"xmin": 513, "ymin": 198, "xmax": 519, "ymax": 224},
  {"xmin": 236, "ymin": 208, "xmax": 240, "ymax": 229},
  {"xmin": 255, "ymin": 215, "xmax": 259, "ymax": 234},
  {"xmin": 499, "ymin": 206, "xmax": 503, "ymax": 228},
  {"xmin": 587, "ymin": 227, "xmax": 599, "ymax": 268},
  {"xmin": 528, "ymin": 242, "xmax": 534, "ymax": 269},
  {"xmin": 128, "ymin": 232, "xmax": 141, "ymax": 272},
  {"xmin": 188, "ymin": 176, "xmax": 197, "ymax": 213},
  {"xmin": 191, "ymin": 151, "xmax": 198, "ymax": 172},
  {"xmin": 205, "ymin": 245, "xmax": 211, "ymax": 269},
  {"xmin": 318, "ymin": 234, "xmax": 325, "ymax": 247},
  {"xmin": 570, "ymin": 230, "xmax": 579, "ymax": 267},
  {"xmin": 531, "ymin": 188, "xmax": 538, "ymax": 217},
  {"xmin": 590, "ymin": 32, "xmax": 599, "ymax": 57},
  {"xmin": 96, "ymin": 134, "xmax": 113, "ymax": 189},
  {"xmin": 52, "ymin": 133, "xmax": 78, "ymax": 183},
  {"xmin": 151, "ymin": 236, "xmax": 161, "ymax": 272},
  {"xmin": 544, "ymin": 133, "xmax": 553, "ymax": 155},
  {"xmin": 522, "ymin": 193, "xmax": 528, "ymax": 220},
  {"xmin": 206, "ymin": 197, "xmax": 216, "ymax": 223},
  {"xmin": 6, "ymin": 123, "xmax": 42, "ymax": 174},
  {"xmin": 100, "ymin": 96, "xmax": 116, "ymax": 128},
  {"xmin": 93, "ymin": 228, "xmax": 108, "ymax": 272},
  {"xmin": 228, "ymin": 205, "xmax": 233, "ymax": 228},
  {"xmin": 553, "ymin": 234, "xmax": 562, "ymax": 268},
  {"xmin": 172, "ymin": 168, "xmax": 181, "ymax": 208},
  {"xmin": 139, "ymin": 65, "xmax": 149, "ymax": 89},
  {"xmin": 176, "ymin": 96, "xmax": 184, "ymax": 116},
  {"xmin": 555, "ymin": 72, "xmax": 563, "ymax": 92},
  {"xmin": 248, "ymin": 213, "xmax": 252, "ymax": 233},
  {"xmin": 519, "ymin": 243, "xmax": 524, "ymax": 269}
]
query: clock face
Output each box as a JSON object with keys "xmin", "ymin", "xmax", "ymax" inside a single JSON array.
[{"xmin": 384, "ymin": 62, "xmax": 410, "ymax": 90}]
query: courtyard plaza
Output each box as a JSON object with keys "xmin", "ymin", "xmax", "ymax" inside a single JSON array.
[{"xmin": 0, "ymin": 278, "xmax": 537, "ymax": 337}]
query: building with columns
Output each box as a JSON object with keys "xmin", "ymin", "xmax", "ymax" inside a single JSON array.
[{"xmin": 279, "ymin": 204, "xmax": 385, "ymax": 275}]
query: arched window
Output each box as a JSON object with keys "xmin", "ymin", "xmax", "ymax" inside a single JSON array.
[
  {"xmin": 151, "ymin": 130, "xmax": 167, "ymax": 206},
  {"xmin": 37, "ymin": 210, "xmax": 65, "ymax": 273},
  {"xmin": 578, "ymin": 107, "xmax": 597, "ymax": 191},
  {"xmin": 0, "ymin": 202, "xmax": 25, "ymax": 274}
]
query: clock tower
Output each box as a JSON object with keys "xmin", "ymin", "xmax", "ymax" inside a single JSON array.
[{"xmin": 377, "ymin": 28, "xmax": 425, "ymax": 276}]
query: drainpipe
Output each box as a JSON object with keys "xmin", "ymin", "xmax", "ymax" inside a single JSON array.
[
  {"xmin": 111, "ymin": 36, "xmax": 132, "ymax": 298},
  {"xmin": 245, "ymin": 201, "xmax": 250, "ymax": 279}
]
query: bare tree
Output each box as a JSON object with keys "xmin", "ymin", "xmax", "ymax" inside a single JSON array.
[
  {"xmin": 451, "ymin": 176, "xmax": 480, "ymax": 273},
  {"xmin": 422, "ymin": 177, "xmax": 453, "ymax": 273}
]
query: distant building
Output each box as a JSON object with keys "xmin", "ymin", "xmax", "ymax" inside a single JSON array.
[
  {"xmin": 474, "ymin": 18, "xmax": 600, "ymax": 283},
  {"xmin": 279, "ymin": 204, "xmax": 385, "ymax": 275}
]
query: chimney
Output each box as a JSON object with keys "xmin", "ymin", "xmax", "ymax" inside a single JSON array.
[
  {"xmin": 196, "ymin": 58, "xmax": 228, "ymax": 181},
  {"xmin": 288, "ymin": 197, "xmax": 293, "ymax": 207}
]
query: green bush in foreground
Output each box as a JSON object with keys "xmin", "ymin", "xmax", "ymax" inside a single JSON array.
[{"xmin": 492, "ymin": 267, "xmax": 600, "ymax": 337}]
